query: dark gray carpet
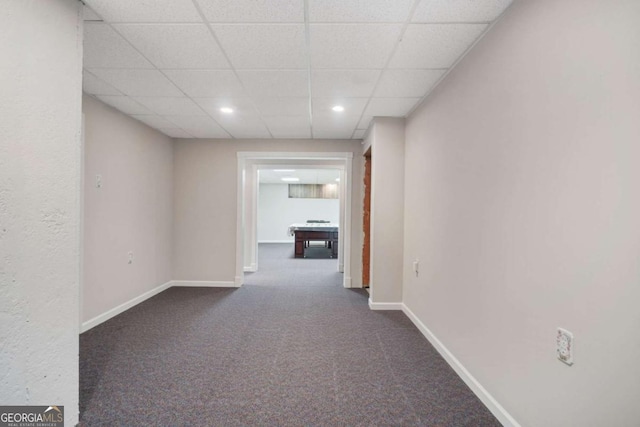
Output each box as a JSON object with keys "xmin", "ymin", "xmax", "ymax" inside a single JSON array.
[
  {"xmin": 243, "ymin": 243, "xmax": 342, "ymax": 287},
  {"xmin": 80, "ymin": 243, "xmax": 500, "ymax": 426}
]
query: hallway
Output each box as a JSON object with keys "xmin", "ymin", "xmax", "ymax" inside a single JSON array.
[{"xmin": 79, "ymin": 244, "xmax": 498, "ymax": 426}]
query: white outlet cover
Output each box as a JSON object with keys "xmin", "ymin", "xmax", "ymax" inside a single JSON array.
[{"xmin": 557, "ymin": 328, "xmax": 574, "ymax": 366}]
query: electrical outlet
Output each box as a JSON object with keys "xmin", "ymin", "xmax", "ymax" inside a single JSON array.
[
  {"xmin": 96, "ymin": 174, "xmax": 102, "ymax": 188},
  {"xmin": 128, "ymin": 251, "xmax": 133, "ymax": 264},
  {"xmin": 557, "ymin": 328, "xmax": 574, "ymax": 366}
]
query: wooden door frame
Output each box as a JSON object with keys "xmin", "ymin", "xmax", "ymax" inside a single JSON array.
[{"xmin": 362, "ymin": 148, "xmax": 371, "ymax": 287}]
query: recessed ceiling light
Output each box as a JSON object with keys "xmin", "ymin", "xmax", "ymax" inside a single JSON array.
[
  {"xmin": 220, "ymin": 107, "xmax": 234, "ymax": 113},
  {"xmin": 332, "ymin": 105, "xmax": 345, "ymax": 112},
  {"xmin": 281, "ymin": 177, "xmax": 300, "ymax": 182},
  {"xmin": 274, "ymin": 169, "xmax": 295, "ymax": 172}
]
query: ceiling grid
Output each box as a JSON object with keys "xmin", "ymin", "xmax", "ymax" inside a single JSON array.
[{"xmin": 81, "ymin": 0, "xmax": 514, "ymax": 140}]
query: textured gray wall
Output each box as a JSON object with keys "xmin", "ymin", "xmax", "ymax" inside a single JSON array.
[{"xmin": 0, "ymin": 1, "xmax": 83, "ymax": 424}]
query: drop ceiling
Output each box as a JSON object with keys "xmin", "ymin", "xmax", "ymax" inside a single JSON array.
[{"xmin": 82, "ymin": 0, "xmax": 513, "ymax": 140}]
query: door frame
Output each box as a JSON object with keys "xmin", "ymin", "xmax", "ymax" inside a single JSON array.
[
  {"xmin": 236, "ymin": 151, "xmax": 354, "ymax": 288},
  {"xmin": 362, "ymin": 148, "xmax": 371, "ymax": 287}
]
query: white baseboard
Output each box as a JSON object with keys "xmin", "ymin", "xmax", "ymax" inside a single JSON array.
[
  {"xmin": 243, "ymin": 263, "xmax": 257, "ymax": 272},
  {"xmin": 368, "ymin": 298, "xmax": 403, "ymax": 310},
  {"xmin": 343, "ymin": 276, "xmax": 352, "ymax": 288},
  {"xmin": 81, "ymin": 281, "xmax": 172, "ymax": 333},
  {"xmin": 258, "ymin": 240, "xmax": 292, "ymax": 244},
  {"xmin": 402, "ymin": 304, "xmax": 521, "ymax": 427},
  {"xmin": 172, "ymin": 280, "xmax": 240, "ymax": 288},
  {"xmin": 80, "ymin": 279, "xmax": 244, "ymax": 333}
]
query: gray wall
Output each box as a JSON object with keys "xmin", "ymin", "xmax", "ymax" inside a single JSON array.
[
  {"xmin": 0, "ymin": 1, "xmax": 83, "ymax": 424},
  {"xmin": 403, "ymin": 0, "xmax": 640, "ymax": 425},
  {"xmin": 365, "ymin": 118, "xmax": 405, "ymax": 304},
  {"xmin": 82, "ymin": 95, "xmax": 174, "ymax": 323},
  {"xmin": 173, "ymin": 139, "xmax": 363, "ymax": 286}
]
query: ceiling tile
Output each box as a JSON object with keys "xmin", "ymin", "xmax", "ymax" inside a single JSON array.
[
  {"xmin": 312, "ymin": 98, "xmax": 368, "ymax": 119},
  {"xmin": 96, "ymin": 95, "xmax": 152, "ymax": 115},
  {"xmin": 310, "ymin": 24, "xmax": 403, "ymax": 69},
  {"xmin": 262, "ymin": 116, "xmax": 311, "ymax": 139},
  {"xmin": 132, "ymin": 97, "xmax": 207, "ymax": 116},
  {"xmin": 83, "ymin": 5, "xmax": 101, "ymax": 21},
  {"xmin": 223, "ymin": 119, "xmax": 272, "ymax": 139},
  {"xmin": 83, "ymin": 71, "xmax": 121, "ymax": 95},
  {"xmin": 89, "ymin": 69, "xmax": 183, "ymax": 97},
  {"xmin": 164, "ymin": 70, "xmax": 246, "ymax": 98},
  {"xmin": 253, "ymin": 97, "xmax": 310, "ymax": 116},
  {"xmin": 84, "ymin": 23, "xmax": 153, "ymax": 69},
  {"xmin": 364, "ymin": 97, "xmax": 421, "ymax": 117},
  {"xmin": 374, "ymin": 69, "xmax": 446, "ymax": 97},
  {"xmin": 353, "ymin": 129, "xmax": 366, "ymax": 139},
  {"xmin": 237, "ymin": 70, "xmax": 308, "ymax": 98},
  {"xmin": 313, "ymin": 127, "xmax": 356, "ymax": 139},
  {"xmin": 114, "ymin": 24, "xmax": 229, "ymax": 69},
  {"xmin": 162, "ymin": 115, "xmax": 231, "ymax": 138},
  {"xmin": 357, "ymin": 115, "xmax": 373, "ymax": 129},
  {"xmin": 412, "ymin": 0, "xmax": 514, "ymax": 23},
  {"xmin": 84, "ymin": 0, "xmax": 202, "ymax": 23},
  {"xmin": 82, "ymin": 0, "xmax": 511, "ymax": 140},
  {"xmin": 132, "ymin": 115, "xmax": 179, "ymax": 129},
  {"xmin": 194, "ymin": 98, "xmax": 271, "ymax": 138},
  {"xmin": 313, "ymin": 115, "xmax": 359, "ymax": 139},
  {"xmin": 213, "ymin": 24, "xmax": 307, "ymax": 69},
  {"xmin": 312, "ymin": 69, "xmax": 380, "ymax": 98},
  {"xmin": 193, "ymin": 97, "xmax": 260, "ymax": 117},
  {"xmin": 159, "ymin": 128, "xmax": 194, "ymax": 138},
  {"xmin": 197, "ymin": 0, "xmax": 304, "ymax": 22},
  {"xmin": 313, "ymin": 115, "xmax": 360, "ymax": 130},
  {"xmin": 308, "ymin": 0, "xmax": 414, "ymax": 22},
  {"xmin": 389, "ymin": 23, "xmax": 487, "ymax": 68}
]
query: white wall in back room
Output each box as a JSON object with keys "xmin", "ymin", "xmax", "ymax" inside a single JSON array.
[{"xmin": 258, "ymin": 183, "xmax": 339, "ymax": 243}]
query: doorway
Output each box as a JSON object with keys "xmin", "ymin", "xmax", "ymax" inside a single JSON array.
[
  {"xmin": 256, "ymin": 167, "xmax": 341, "ymax": 260},
  {"xmin": 236, "ymin": 152, "xmax": 354, "ymax": 288}
]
